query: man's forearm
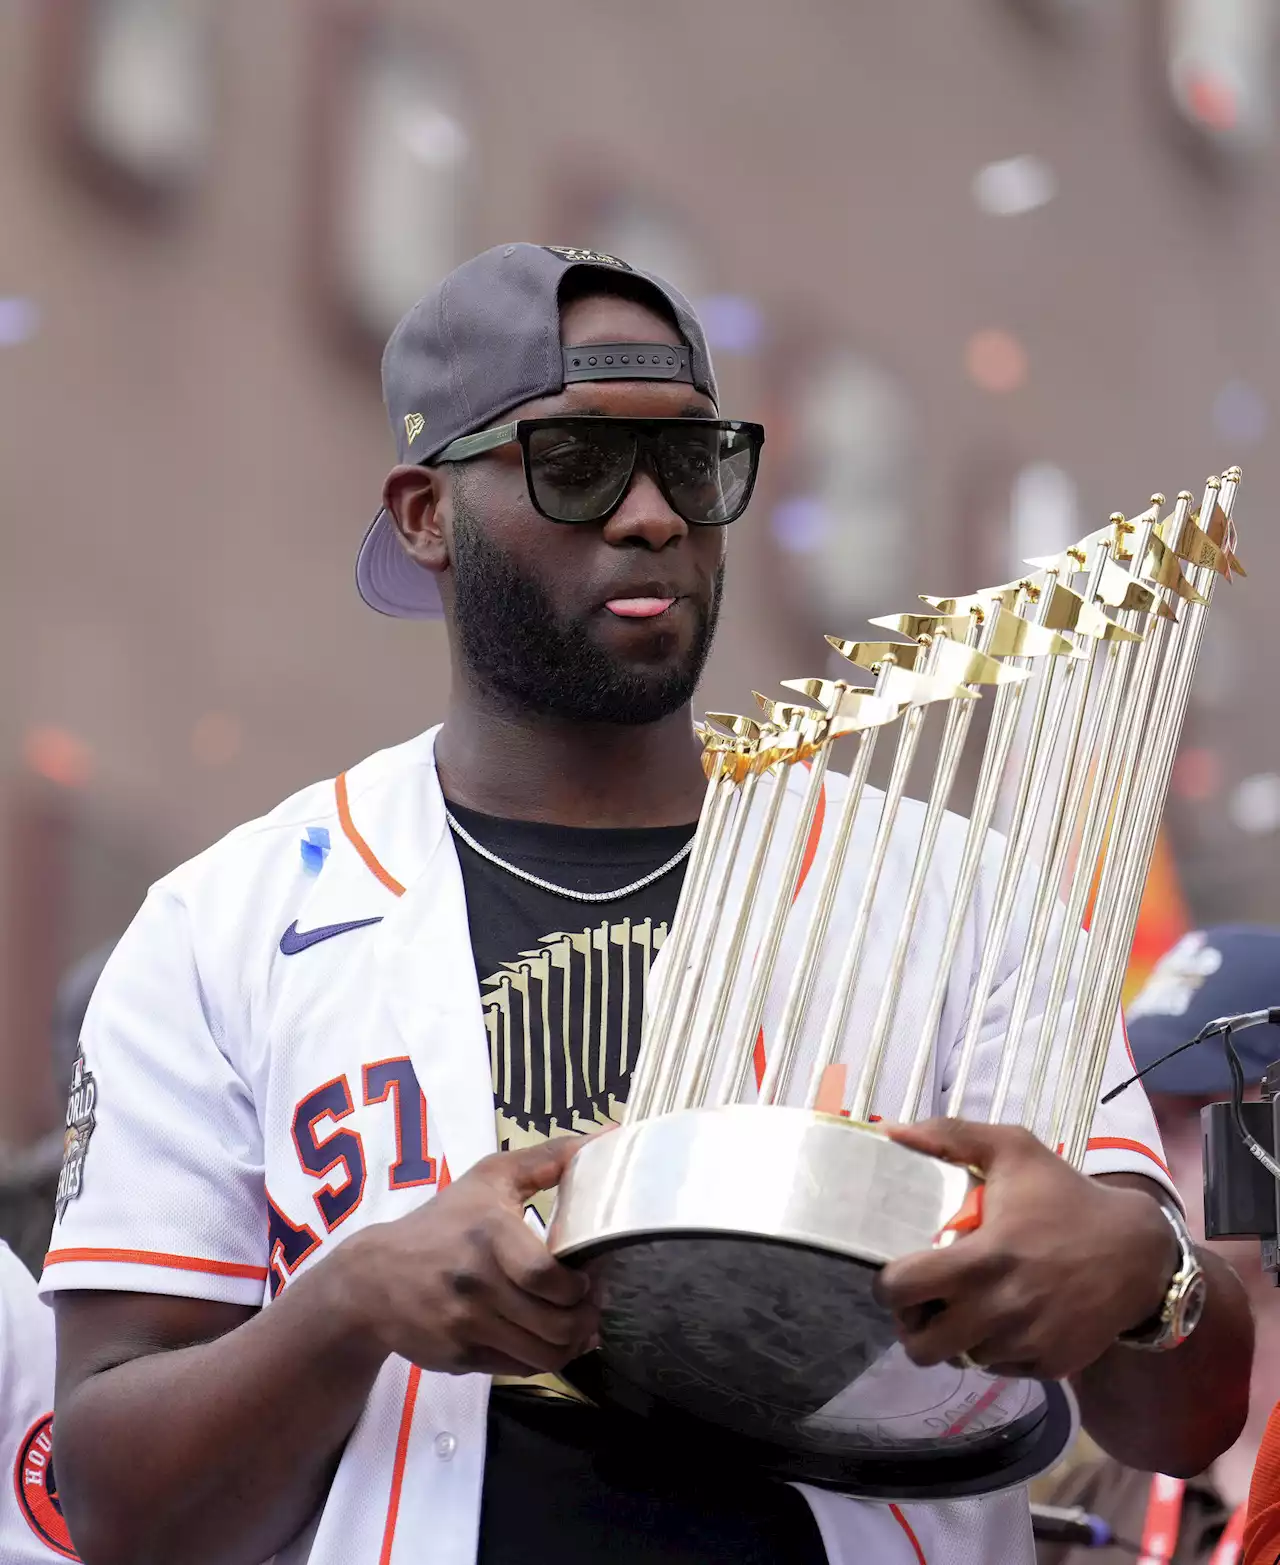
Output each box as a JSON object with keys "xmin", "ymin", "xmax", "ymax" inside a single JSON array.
[
  {"xmin": 56, "ymin": 1241, "xmax": 388, "ymax": 1565},
  {"xmin": 1073, "ymin": 1245, "xmax": 1253, "ymax": 1475}
]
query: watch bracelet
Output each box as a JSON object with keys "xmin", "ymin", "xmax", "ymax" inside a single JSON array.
[{"xmin": 1116, "ymin": 1200, "xmax": 1201, "ymax": 1353}]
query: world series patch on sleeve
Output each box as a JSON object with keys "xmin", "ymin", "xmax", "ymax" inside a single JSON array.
[{"xmin": 55, "ymin": 1046, "xmax": 97, "ymax": 1220}]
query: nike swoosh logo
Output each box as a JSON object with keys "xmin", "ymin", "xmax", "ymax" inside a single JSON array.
[{"xmin": 279, "ymin": 917, "xmax": 383, "ymax": 955}]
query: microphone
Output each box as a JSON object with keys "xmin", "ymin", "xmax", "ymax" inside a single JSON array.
[
  {"xmin": 1102, "ymin": 1007, "xmax": 1280, "ymax": 1106},
  {"xmin": 1029, "ymin": 1503, "xmax": 1114, "ymax": 1548}
]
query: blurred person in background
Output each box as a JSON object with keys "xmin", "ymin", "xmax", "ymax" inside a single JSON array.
[
  {"xmin": 1039, "ymin": 926, "xmax": 1280, "ymax": 1565},
  {"xmin": 0, "ymin": 945, "xmax": 115, "ymax": 1278},
  {"xmin": 0, "ymin": 948, "xmax": 112, "ymax": 1562},
  {"xmin": 37, "ymin": 244, "xmax": 1250, "ymax": 1565}
]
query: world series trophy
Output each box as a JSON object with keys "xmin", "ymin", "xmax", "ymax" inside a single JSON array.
[{"xmin": 547, "ymin": 469, "xmax": 1246, "ymax": 1500}]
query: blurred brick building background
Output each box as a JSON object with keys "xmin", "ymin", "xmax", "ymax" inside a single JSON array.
[{"xmin": 1, "ymin": 0, "xmax": 1278, "ymax": 1167}]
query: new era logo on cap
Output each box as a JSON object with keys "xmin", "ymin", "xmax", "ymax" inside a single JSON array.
[{"xmin": 404, "ymin": 412, "xmax": 425, "ymax": 444}]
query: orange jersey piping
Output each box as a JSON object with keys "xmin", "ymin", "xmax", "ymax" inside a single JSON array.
[
  {"xmin": 44, "ymin": 1246, "xmax": 268, "ymax": 1282},
  {"xmin": 1083, "ymin": 1135, "xmax": 1171, "ymax": 1179},
  {"xmin": 889, "ymin": 1503, "xmax": 928, "ymax": 1564},
  {"xmin": 378, "ymin": 1365, "xmax": 422, "ymax": 1565},
  {"xmin": 336, "ymin": 771, "xmax": 406, "ymax": 898}
]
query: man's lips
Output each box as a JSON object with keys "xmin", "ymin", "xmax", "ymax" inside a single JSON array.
[{"xmin": 604, "ymin": 597, "xmax": 677, "ymax": 619}]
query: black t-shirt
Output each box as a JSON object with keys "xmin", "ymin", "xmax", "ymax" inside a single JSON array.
[
  {"xmin": 452, "ymin": 801, "xmax": 691, "ymax": 1202},
  {"xmin": 446, "ymin": 801, "xmax": 826, "ymax": 1565}
]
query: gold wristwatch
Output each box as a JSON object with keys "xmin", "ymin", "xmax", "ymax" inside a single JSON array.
[{"xmin": 1118, "ymin": 1202, "xmax": 1207, "ymax": 1353}]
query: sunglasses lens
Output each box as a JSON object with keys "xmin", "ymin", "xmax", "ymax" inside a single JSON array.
[
  {"xmin": 526, "ymin": 423, "xmax": 636, "ymax": 522},
  {"xmin": 657, "ymin": 425, "xmax": 757, "ymax": 524}
]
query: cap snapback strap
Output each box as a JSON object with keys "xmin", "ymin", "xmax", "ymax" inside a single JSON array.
[{"xmin": 562, "ymin": 343, "xmax": 693, "ymax": 384}]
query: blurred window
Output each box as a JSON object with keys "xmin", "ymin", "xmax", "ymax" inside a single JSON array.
[
  {"xmin": 1165, "ymin": 0, "xmax": 1277, "ymax": 152},
  {"xmin": 1009, "ymin": 462, "xmax": 1079, "ymax": 571},
  {"xmin": 70, "ymin": 0, "xmax": 215, "ymax": 194},
  {"xmin": 581, "ymin": 195, "xmax": 712, "ymax": 304},
  {"xmin": 1004, "ymin": 0, "xmax": 1099, "ymax": 21},
  {"xmin": 770, "ymin": 349, "xmax": 914, "ymax": 626},
  {"xmin": 575, "ymin": 196, "xmax": 767, "ymax": 358},
  {"xmin": 329, "ymin": 22, "xmax": 470, "ymax": 342}
]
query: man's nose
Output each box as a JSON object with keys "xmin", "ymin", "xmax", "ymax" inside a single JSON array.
[{"xmin": 601, "ymin": 464, "xmax": 687, "ymax": 550}]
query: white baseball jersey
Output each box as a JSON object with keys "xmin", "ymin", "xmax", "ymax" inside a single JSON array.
[
  {"xmin": 1, "ymin": 1242, "xmax": 78, "ymax": 1560},
  {"xmin": 39, "ymin": 726, "xmax": 1173, "ymax": 1565}
]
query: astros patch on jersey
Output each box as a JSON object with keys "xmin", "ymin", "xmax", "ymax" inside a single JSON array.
[
  {"xmin": 14, "ymin": 1416, "xmax": 77, "ymax": 1561},
  {"xmin": 0, "ymin": 1243, "xmax": 77, "ymax": 1561}
]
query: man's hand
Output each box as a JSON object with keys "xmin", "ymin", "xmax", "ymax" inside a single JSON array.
[
  {"xmin": 343, "ymin": 1135, "xmax": 598, "ymax": 1378},
  {"xmin": 875, "ymin": 1118, "xmax": 1178, "ymax": 1381},
  {"xmin": 52, "ymin": 1136, "xmax": 597, "ymax": 1565}
]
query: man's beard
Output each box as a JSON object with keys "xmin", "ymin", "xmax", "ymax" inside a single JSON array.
[{"xmin": 450, "ymin": 503, "xmax": 722, "ymax": 726}]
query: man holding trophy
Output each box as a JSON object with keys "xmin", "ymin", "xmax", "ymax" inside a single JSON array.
[{"xmin": 40, "ymin": 245, "xmax": 1251, "ymax": 1565}]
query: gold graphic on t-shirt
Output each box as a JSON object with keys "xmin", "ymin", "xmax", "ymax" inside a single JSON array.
[{"xmin": 480, "ymin": 917, "xmax": 668, "ymax": 1225}]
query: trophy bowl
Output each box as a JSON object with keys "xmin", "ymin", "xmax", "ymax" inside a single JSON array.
[{"xmin": 549, "ymin": 1106, "xmax": 1077, "ymax": 1500}]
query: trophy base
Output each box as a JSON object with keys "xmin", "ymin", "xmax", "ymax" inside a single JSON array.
[{"xmin": 548, "ymin": 1105, "xmax": 1077, "ymax": 1501}]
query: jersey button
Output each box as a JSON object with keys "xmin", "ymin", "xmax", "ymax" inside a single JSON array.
[{"xmin": 434, "ymin": 1431, "xmax": 457, "ymax": 1461}]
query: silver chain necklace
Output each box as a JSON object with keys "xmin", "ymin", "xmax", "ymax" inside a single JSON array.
[{"xmin": 444, "ymin": 808, "xmax": 695, "ymax": 904}]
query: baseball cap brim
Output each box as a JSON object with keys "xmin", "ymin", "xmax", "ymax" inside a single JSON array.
[
  {"xmin": 1123, "ymin": 1022, "xmax": 1275, "ymax": 1098},
  {"xmin": 1124, "ymin": 923, "xmax": 1280, "ymax": 1096},
  {"xmin": 356, "ymin": 507, "xmax": 444, "ymax": 620}
]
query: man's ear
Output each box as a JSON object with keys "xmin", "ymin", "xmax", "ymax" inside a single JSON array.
[{"xmin": 383, "ymin": 464, "xmax": 449, "ymax": 574}]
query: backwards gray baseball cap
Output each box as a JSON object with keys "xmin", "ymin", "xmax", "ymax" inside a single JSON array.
[{"xmin": 356, "ymin": 242, "xmax": 719, "ymax": 620}]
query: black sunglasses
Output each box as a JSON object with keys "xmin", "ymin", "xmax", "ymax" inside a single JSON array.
[{"xmin": 434, "ymin": 416, "xmax": 765, "ymax": 527}]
